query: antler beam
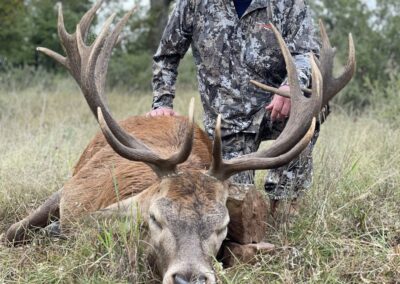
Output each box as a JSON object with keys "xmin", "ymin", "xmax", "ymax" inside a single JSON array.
[{"xmin": 37, "ymin": 1, "xmax": 195, "ymax": 178}]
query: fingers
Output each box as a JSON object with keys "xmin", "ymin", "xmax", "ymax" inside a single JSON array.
[
  {"xmin": 266, "ymin": 94, "xmax": 291, "ymax": 121},
  {"xmin": 280, "ymin": 99, "xmax": 291, "ymax": 117},
  {"xmin": 146, "ymin": 108, "xmax": 176, "ymax": 117},
  {"xmin": 270, "ymin": 107, "xmax": 279, "ymax": 121},
  {"xmin": 268, "ymin": 96, "xmax": 284, "ymax": 121}
]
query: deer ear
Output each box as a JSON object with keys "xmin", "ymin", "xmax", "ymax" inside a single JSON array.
[{"xmin": 90, "ymin": 196, "xmax": 140, "ymax": 220}]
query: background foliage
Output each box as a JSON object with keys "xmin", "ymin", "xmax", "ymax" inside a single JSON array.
[
  {"xmin": 312, "ymin": 0, "xmax": 400, "ymax": 107},
  {"xmin": 1, "ymin": 0, "xmax": 399, "ymax": 109},
  {"xmin": 0, "ymin": 0, "xmax": 93, "ymax": 69}
]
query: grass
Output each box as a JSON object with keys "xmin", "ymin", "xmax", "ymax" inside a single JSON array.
[{"xmin": 0, "ymin": 78, "xmax": 399, "ymax": 283}]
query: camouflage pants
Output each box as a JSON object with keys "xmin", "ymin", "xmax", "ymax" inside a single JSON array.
[{"xmin": 221, "ymin": 111, "xmax": 320, "ymax": 201}]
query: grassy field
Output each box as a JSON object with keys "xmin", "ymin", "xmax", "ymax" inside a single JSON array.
[{"xmin": 0, "ymin": 79, "xmax": 399, "ymax": 283}]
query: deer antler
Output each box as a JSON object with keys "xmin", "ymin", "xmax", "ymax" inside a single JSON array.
[
  {"xmin": 317, "ymin": 20, "xmax": 356, "ymax": 107},
  {"xmin": 250, "ymin": 20, "xmax": 356, "ymax": 106},
  {"xmin": 250, "ymin": 21, "xmax": 356, "ymax": 106},
  {"xmin": 37, "ymin": 1, "xmax": 195, "ymax": 178},
  {"xmin": 208, "ymin": 24, "xmax": 323, "ymax": 181}
]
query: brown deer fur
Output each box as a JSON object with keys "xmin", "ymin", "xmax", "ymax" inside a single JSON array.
[{"xmin": 62, "ymin": 116, "xmax": 212, "ymax": 222}]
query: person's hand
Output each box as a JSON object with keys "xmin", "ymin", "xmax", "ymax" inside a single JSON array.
[
  {"xmin": 146, "ymin": 107, "xmax": 177, "ymax": 117},
  {"xmin": 265, "ymin": 85, "xmax": 291, "ymax": 121}
]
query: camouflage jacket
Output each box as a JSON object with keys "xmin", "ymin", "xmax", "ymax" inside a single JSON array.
[{"xmin": 152, "ymin": 0, "xmax": 319, "ymax": 137}]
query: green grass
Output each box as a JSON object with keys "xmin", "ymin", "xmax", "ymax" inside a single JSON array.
[{"xmin": 0, "ymin": 78, "xmax": 399, "ymax": 283}]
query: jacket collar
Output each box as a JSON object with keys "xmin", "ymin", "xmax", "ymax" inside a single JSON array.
[
  {"xmin": 242, "ymin": 0, "xmax": 269, "ymax": 18},
  {"xmin": 224, "ymin": 0, "xmax": 269, "ymax": 20}
]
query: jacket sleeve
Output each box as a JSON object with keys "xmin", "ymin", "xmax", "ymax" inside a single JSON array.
[
  {"xmin": 151, "ymin": 0, "xmax": 195, "ymax": 110},
  {"xmin": 280, "ymin": 0, "xmax": 319, "ymax": 89}
]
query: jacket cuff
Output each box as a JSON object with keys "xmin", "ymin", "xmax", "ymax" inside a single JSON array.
[{"xmin": 152, "ymin": 93, "xmax": 174, "ymax": 110}]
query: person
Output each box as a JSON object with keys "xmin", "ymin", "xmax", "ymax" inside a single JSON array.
[{"xmin": 147, "ymin": 0, "xmax": 321, "ymax": 216}]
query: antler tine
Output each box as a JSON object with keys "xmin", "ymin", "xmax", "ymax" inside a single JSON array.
[
  {"xmin": 35, "ymin": 3, "xmax": 70, "ymax": 69},
  {"xmin": 96, "ymin": 7, "xmax": 138, "ymax": 97},
  {"xmin": 36, "ymin": 47, "xmax": 68, "ymax": 69},
  {"xmin": 165, "ymin": 98, "xmax": 195, "ymax": 166},
  {"xmin": 84, "ymin": 12, "xmax": 117, "ymax": 83},
  {"xmin": 57, "ymin": 3, "xmax": 70, "ymax": 51},
  {"xmin": 249, "ymin": 80, "xmax": 291, "ymax": 98},
  {"xmin": 318, "ymin": 20, "xmax": 356, "ymax": 106},
  {"xmin": 97, "ymin": 98, "xmax": 196, "ymax": 178},
  {"xmin": 209, "ymin": 115, "xmax": 223, "ymax": 176},
  {"xmin": 54, "ymin": 3, "xmax": 84, "ymax": 84},
  {"xmin": 74, "ymin": 12, "xmax": 114, "ymax": 115},
  {"xmin": 79, "ymin": 0, "xmax": 104, "ymax": 41},
  {"xmin": 310, "ymin": 53, "xmax": 323, "ymax": 117},
  {"xmin": 325, "ymin": 33, "xmax": 355, "ymax": 105},
  {"xmin": 271, "ymin": 24, "xmax": 302, "ymax": 98},
  {"xmin": 250, "ymin": 80, "xmax": 312, "ymax": 98},
  {"xmin": 319, "ymin": 19, "xmax": 332, "ymax": 48},
  {"xmin": 208, "ymin": 25, "xmax": 323, "ymax": 181}
]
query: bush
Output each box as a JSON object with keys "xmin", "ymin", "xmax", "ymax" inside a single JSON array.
[
  {"xmin": 108, "ymin": 51, "xmax": 153, "ymax": 91},
  {"xmin": 0, "ymin": 65, "xmax": 60, "ymax": 92},
  {"xmin": 311, "ymin": 0, "xmax": 400, "ymax": 109},
  {"xmin": 369, "ymin": 73, "xmax": 400, "ymax": 128}
]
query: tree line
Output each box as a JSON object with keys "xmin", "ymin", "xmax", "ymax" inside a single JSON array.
[
  {"xmin": 0, "ymin": 0, "xmax": 399, "ymax": 107},
  {"xmin": 0, "ymin": 0, "xmax": 171, "ymax": 67}
]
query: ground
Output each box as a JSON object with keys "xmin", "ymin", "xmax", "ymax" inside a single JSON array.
[{"xmin": 0, "ymin": 79, "xmax": 399, "ymax": 283}]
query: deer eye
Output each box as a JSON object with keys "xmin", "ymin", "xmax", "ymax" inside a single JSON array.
[{"xmin": 149, "ymin": 214, "xmax": 163, "ymax": 230}]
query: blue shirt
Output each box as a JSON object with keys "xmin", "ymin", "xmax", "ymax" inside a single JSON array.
[{"xmin": 233, "ymin": 0, "xmax": 253, "ymax": 18}]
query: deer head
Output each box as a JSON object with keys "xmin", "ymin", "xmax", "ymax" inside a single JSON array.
[{"xmin": 37, "ymin": 1, "xmax": 355, "ymax": 283}]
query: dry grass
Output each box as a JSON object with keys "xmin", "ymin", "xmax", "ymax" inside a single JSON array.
[{"xmin": 0, "ymin": 78, "xmax": 399, "ymax": 283}]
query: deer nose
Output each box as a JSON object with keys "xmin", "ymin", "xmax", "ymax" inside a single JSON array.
[{"xmin": 173, "ymin": 273, "xmax": 207, "ymax": 284}]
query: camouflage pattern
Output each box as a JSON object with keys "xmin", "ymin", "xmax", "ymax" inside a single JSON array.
[
  {"xmin": 222, "ymin": 108, "xmax": 320, "ymax": 199},
  {"xmin": 261, "ymin": 112, "xmax": 321, "ymax": 200},
  {"xmin": 152, "ymin": 0, "xmax": 319, "ymax": 137},
  {"xmin": 264, "ymin": 136, "xmax": 316, "ymax": 200},
  {"xmin": 221, "ymin": 132, "xmax": 260, "ymax": 185}
]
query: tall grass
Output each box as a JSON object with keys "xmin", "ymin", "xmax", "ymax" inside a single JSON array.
[{"xmin": 0, "ymin": 76, "xmax": 399, "ymax": 283}]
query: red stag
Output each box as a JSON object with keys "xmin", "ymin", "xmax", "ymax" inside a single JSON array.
[{"xmin": 4, "ymin": 2, "xmax": 355, "ymax": 283}]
